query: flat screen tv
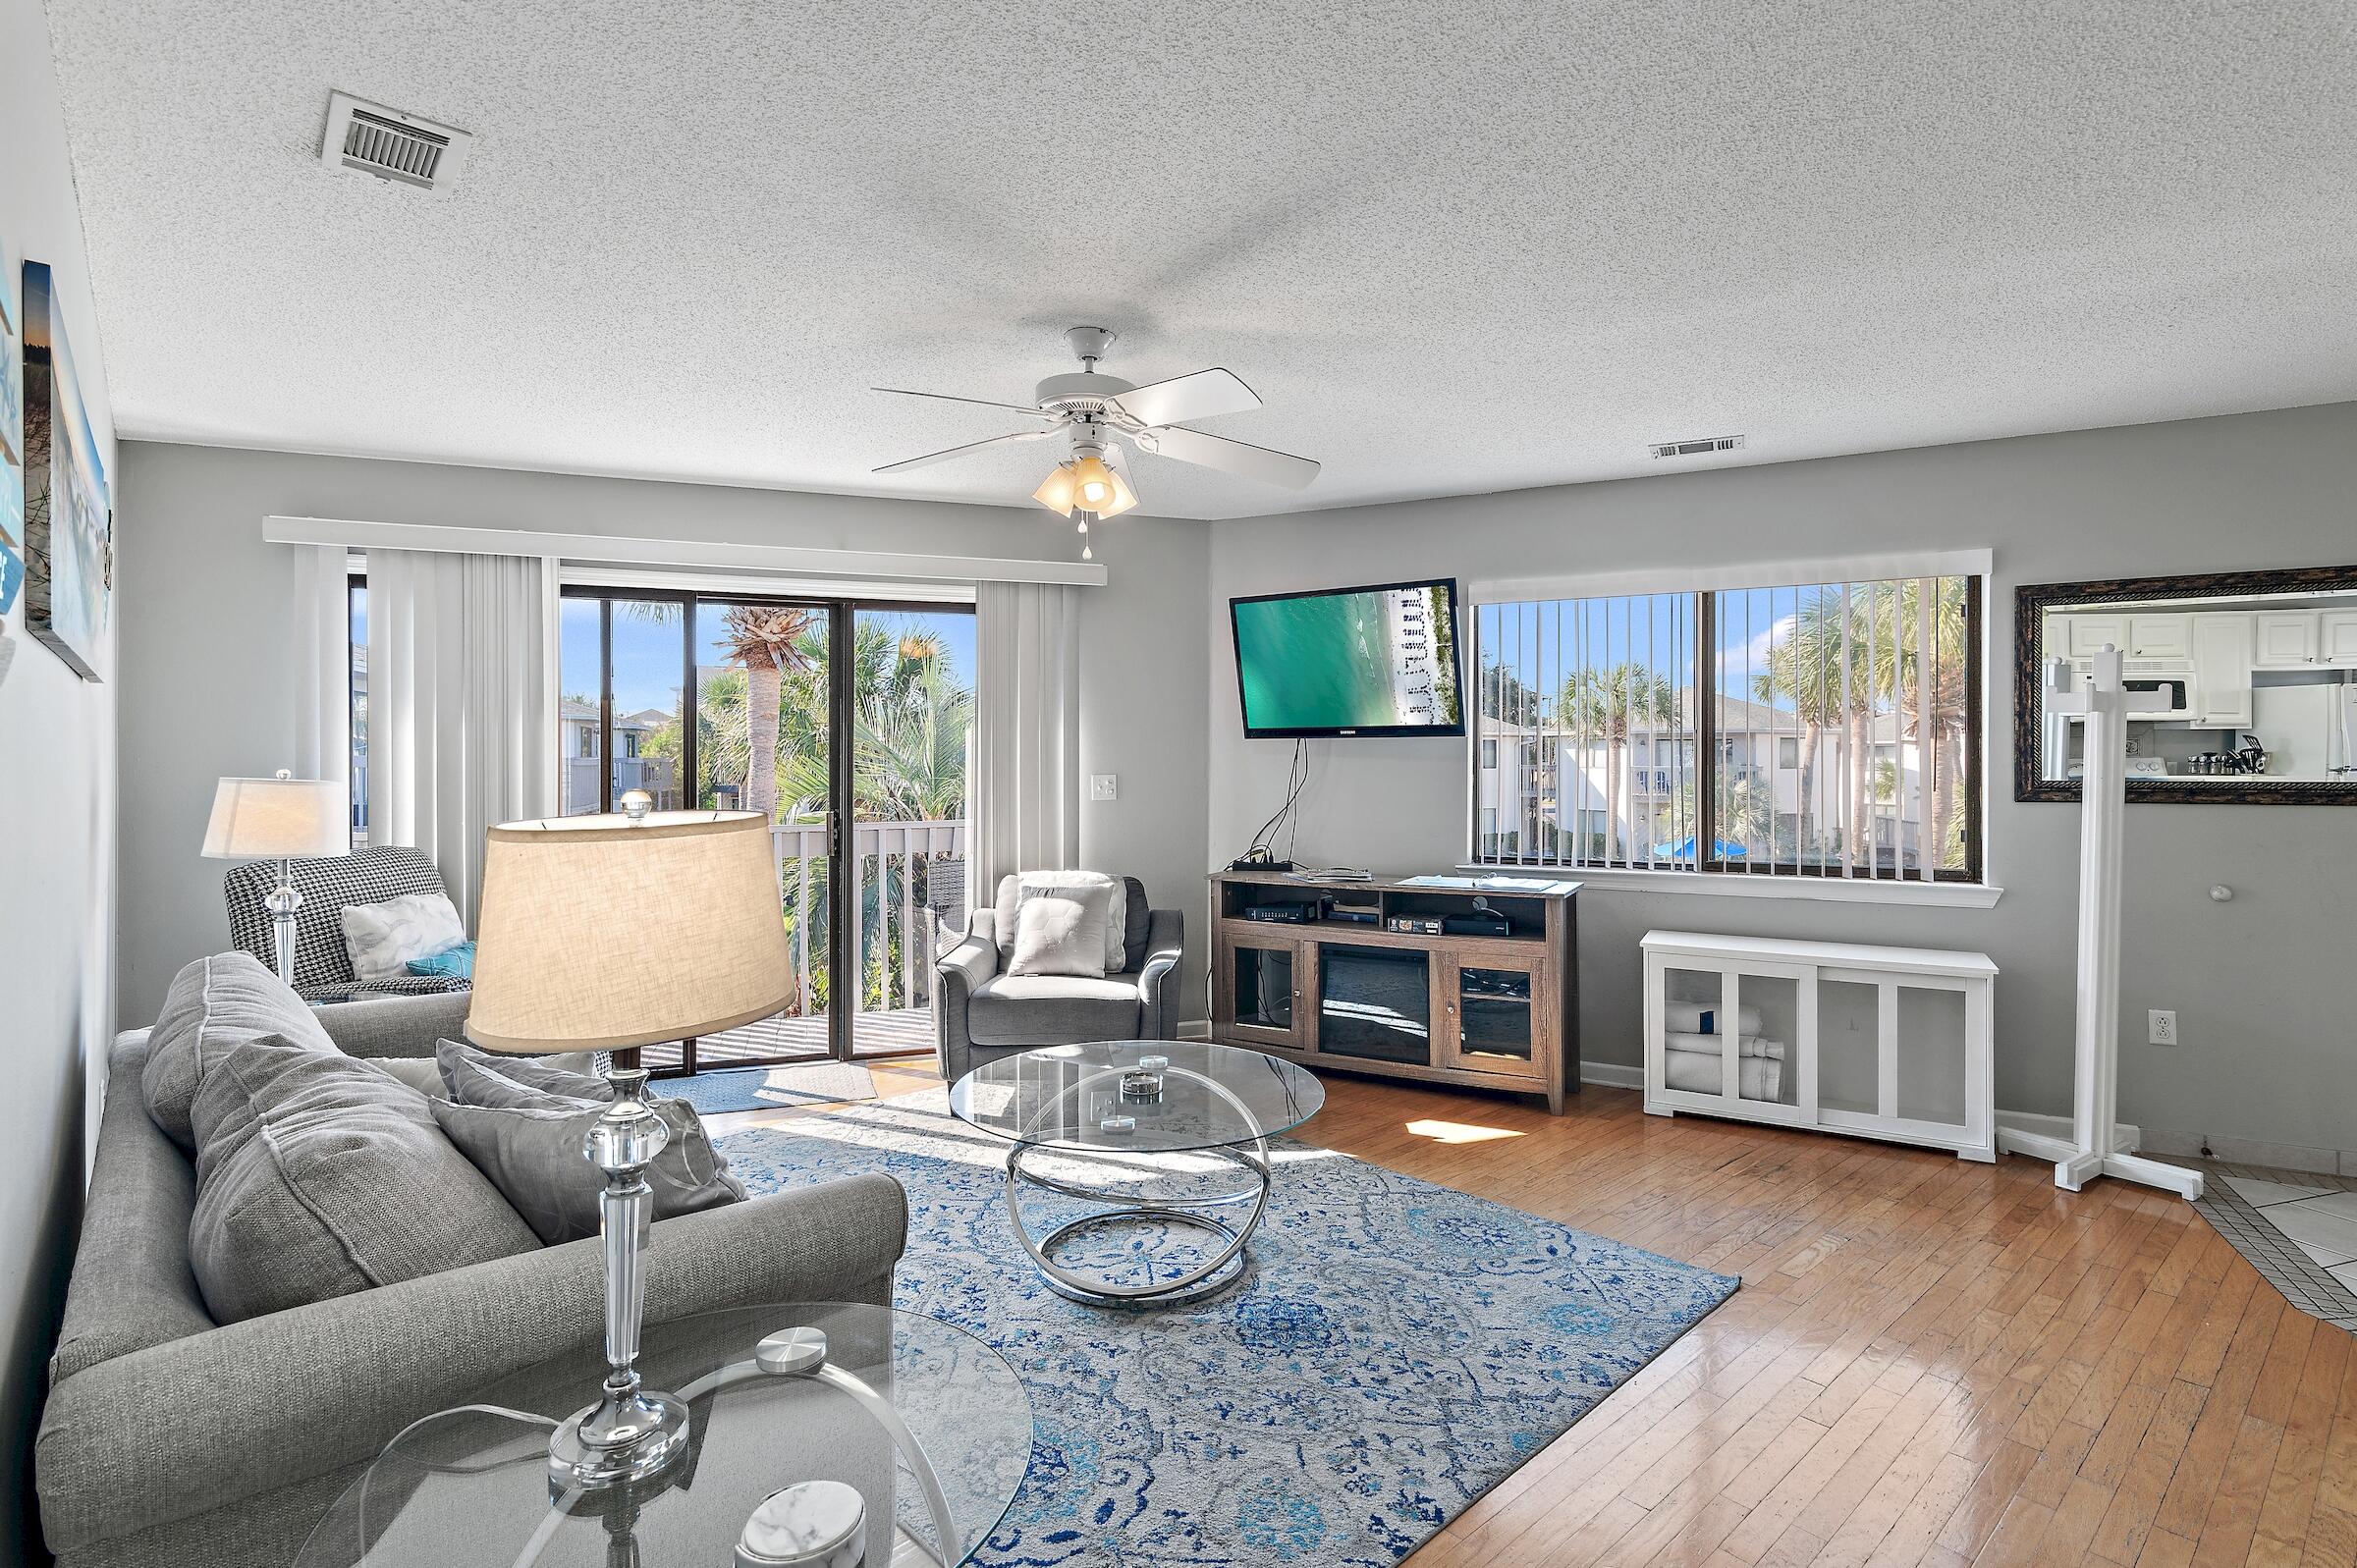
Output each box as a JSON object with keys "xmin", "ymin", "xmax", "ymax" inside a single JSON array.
[{"xmin": 1230, "ymin": 578, "xmax": 1465, "ymax": 738}]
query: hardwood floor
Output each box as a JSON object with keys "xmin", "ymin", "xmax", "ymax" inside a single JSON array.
[{"xmin": 709, "ymin": 1066, "xmax": 2356, "ymax": 1568}]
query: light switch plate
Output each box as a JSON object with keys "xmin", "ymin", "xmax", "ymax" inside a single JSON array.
[{"xmin": 1089, "ymin": 774, "xmax": 1118, "ymax": 801}]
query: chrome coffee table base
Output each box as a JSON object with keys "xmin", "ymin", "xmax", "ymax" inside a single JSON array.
[{"xmin": 1004, "ymin": 1136, "xmax": 1272, "ymax": 1307}]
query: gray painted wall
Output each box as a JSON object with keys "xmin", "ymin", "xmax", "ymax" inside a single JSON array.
[
  {"xmin": 0, "ymin": 1, "xmax": 119, "ymax": 1558},
  {"xmin": 1207, "ymin": 402, "xmax": 2357, "ymax": 1165},
  {"xmin": 113, "ymin": 442, "xmax": 1209, "ymax": 1028}
]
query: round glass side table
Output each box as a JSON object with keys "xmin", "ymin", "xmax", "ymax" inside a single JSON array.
[
  {"xmin": 949, "ymin": 1040, "xmax": 1326, "ymax": 1306},
  {"xmin": 296, "ymin": 1303, "xmax": 1032, "ymax": 1568}
]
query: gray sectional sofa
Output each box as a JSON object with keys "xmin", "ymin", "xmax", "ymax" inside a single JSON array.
[{"xmin": 36, "ymin": 985, "xmax": 908, "ymax": 1568}]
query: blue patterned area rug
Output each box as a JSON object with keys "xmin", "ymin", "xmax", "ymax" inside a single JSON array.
[
  {"xmin": 664, "ymin": 1060, "xmax": 878, "ymax": 1114},
  {"xmin": 721, "ymin": 1093, "xmax": 1737, "ymax": 1567}
]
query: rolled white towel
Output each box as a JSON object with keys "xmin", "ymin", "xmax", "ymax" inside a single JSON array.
[
  {"xmin": 1665, "ymin": 1031, "xmax": 1786, "ymax": 1061},
  {"xmin": 1663, "ymin": 1051, "xmax": 1784, "ymax": 1101},
  {"xmin": 1665, "ymin": 1001, "xmax": 1761, "ymax": 1036}
]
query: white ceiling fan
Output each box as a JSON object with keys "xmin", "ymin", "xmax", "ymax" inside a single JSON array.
[{"xmin": 872, "ymin": 328, "xmax": 1319, "ymax": 553}]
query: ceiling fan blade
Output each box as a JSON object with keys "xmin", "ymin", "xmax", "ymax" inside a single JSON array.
[
  {"xmin": 1112, "ymin": 367, "xmax": 1261, "ymax": 428},
  {"xmin": 872, "ymin": 427, "xmax": 1059, "ymax": 474},
  {"xmin": 1136, "ymin": 423, "xmax": 1320, "ymax": 489},
  {"xmin": 871, "ymin": 386, "xmax": 1057, "ymax": 421}
]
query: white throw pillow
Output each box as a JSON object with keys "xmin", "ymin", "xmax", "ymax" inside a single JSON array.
[
  {"xmin": 997, "ymin": 871, "xmax": 1125, "ymax": 971},
  {"xmin": 1007, "ymin": 887, "xmax": 1111, "ymax": 979},
  {"xmin": 341, "ymin": 892, "xmax": 467, "ymax": 984}
]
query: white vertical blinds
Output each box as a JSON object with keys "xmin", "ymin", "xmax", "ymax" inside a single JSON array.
[
  {"xmin": 970, "ymin": 581, "xmax": 1080, "ymax": 905},
  {"xmin": 1472, "ymin": 573, "xmax": 1977, "ymax": 881},
  {"xmin": 287, "ymin": 542, "xmax": 351, "ymax": 790},
  {"xmin": 365, "ymin": 549, "xmax": 555, "ymax": 922}
]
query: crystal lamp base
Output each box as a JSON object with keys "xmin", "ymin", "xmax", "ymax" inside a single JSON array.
[{"xmin": 548, "ymin": 1386, "xmax": 691, "ymax": 1489}]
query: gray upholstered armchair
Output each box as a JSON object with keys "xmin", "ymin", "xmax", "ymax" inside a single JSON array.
[{"xmin": 932, "ymin": 875, "xmax": 1183, "ymax": 1083}]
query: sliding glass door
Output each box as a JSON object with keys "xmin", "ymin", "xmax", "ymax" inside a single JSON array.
[
  {"xmin": 847, "ymin": 607, "xmax": 973, "ymax": 1057},
  {"xmin": 558, "ymin": 586, "xmax": 971, "ymax": 1071},
  {"xmin": 694, "ymin": 598, "xmax": 833, "ymax": 1070}
]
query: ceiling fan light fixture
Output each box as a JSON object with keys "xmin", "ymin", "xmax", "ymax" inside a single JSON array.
[
  {"xmin": 1089, "ymin": 468, "xmax": 1139, "ymax": 520},
  {"xmin": 1069, "ymin": 453, "xmax": 1118, "ymax": 512},
  {"xmin": 1032, "ymin": 461, "xmax": 1079, "ymax": 516}
]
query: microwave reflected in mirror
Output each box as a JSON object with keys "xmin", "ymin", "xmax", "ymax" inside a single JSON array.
[{"xmin": 2022, "ymin": 573, "xmax": 2357, "ymax": 800}]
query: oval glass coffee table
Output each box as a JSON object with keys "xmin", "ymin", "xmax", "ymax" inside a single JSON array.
[
  {"xmin": 294, "ymin": 1303, "xmax": 1032, "ymax": 1568},
  {"xmin": 948, "ymin": 1040, "xmax": 1325, "ymax": 1306}
]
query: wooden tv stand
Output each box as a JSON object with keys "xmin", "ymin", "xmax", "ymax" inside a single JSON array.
[{"xmin": 1208, "ymin": 870, "xmax": 1580, "ymax": 1113}]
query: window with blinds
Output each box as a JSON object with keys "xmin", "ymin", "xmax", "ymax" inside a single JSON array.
[{"xmin": 1470, "ymin": 574, "xmax": 1982, "ymax": 882}]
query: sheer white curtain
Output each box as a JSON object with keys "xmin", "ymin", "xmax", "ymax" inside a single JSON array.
[
  {"xmin": 366, "ymin": 549, "xmax": 555, "ymax": 923},
  {"xmin": 287, "ymin": 544, "xmax": 350, "ymax": 787},
  {"xmin": 970, "ymin": 581, "xmax": 1079, "ymax": 904}
]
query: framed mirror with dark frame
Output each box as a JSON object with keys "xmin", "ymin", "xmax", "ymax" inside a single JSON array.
[{"xmin": 2015, "ymin": 564, "xmax": 2357, "ymax": 804}]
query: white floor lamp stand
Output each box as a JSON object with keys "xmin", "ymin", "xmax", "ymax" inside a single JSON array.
[{"xmin": 1994, "ymin": 647, "xmax": 2203, "ymax": 1201}]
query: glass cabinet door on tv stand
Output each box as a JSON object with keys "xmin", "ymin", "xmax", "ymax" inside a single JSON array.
[
  {"xmin": 1222, "ymin": 932, "xmax": 1306, "ymax": 1053},
  {"xmin": 1435, "ymin": 949, "xmax": 1549, "ymax": 1085}
]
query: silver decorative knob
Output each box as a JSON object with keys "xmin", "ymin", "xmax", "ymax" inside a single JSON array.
[
  {"xmin": 2209, "ymin": 885, "xmax": 2234, "ymax": 902},
  {"xmin": 754, "ymin": 1325, "xmax": 829, "ymax": 1377}
]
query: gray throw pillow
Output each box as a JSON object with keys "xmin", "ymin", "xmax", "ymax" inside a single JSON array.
[
  {"xmin": 145, "ymin": 951, "xmax": 338, "ymax": 1152},
  {"xmin": 435, "ymin": 1039, "xmax": 610, "ymax": 1103},
  {"xmin": 430, "ymin": 1086, "xmax": 745, "ymax": 1245},
  {"xmin": 188, "ymin": 1036, "xmax": 540, "ymax": 1325}
]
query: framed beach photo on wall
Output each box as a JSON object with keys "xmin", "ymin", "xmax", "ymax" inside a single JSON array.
[
  {"xmin": 22, "ymin": 259, "xmax": 109, "ymax": 679},
  {"xmin": 0, "ymin": 233, "xmax": 24, "ymax": 620}
]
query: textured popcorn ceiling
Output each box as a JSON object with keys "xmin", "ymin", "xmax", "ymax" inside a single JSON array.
[{"xmin": 39, "ymin": 2, "xmax": 2357, "ymax": 520}]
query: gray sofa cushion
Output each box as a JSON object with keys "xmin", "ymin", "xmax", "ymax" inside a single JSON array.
[
  {"xmin": 49, "ymin": 1034, "xmax": 217, "ymax": 1381},
  {"xmin": 144, "ymin": 952, "xmax": 337, "ymax": 1153},
  {"xmin": 429, "ymin": 1064, "xmax": 745, "ymax": 1245},
  {"xmin": 187, "ymin": 1036, "xmax": 540, "ymax": 1324},
  {"xmin": 965, "ymin": 973, "xmax": 1143, "ymax": 1047},
  {"xmin": 435, "ymin": 1038, "xmax": 609, "ymax": 1101}
]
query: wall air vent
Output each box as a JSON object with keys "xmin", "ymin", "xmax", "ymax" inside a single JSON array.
[
  {"xmin": 1649, "ymin": 434, "xmax": 1745, "ymax": 460},
  {"xmin": 320, "ymin": 91, "xmax": 471, "ymax": 189}
]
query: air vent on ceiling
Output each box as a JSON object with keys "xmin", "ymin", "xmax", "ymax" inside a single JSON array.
[
  {"xmin": 320, "ymin": 91, "xmax": 471, "ymax": 190},
  {"xmin": 1649, "ymin": 434, "xmax": 1745, "ymax": 460}
]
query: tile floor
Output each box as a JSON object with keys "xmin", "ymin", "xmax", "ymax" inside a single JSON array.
[{"xmin": 2189, "ymin": 1159, "xmax": 2357, "ymax": 1331}]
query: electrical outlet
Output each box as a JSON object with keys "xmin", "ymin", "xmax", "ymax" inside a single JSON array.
[
  {"xmin": 2148, "ymin": 1009, "xmax": 2178, "ymax": 1046},
  {"xmin": 1088, "ymin": 774, "xmax": 1118, "ymax": 801}
]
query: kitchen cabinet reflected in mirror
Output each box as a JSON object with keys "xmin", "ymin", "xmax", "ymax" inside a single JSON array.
[{"xmin": 2016, "ymin": 567, "xmax": 2357, "ymax": 804}]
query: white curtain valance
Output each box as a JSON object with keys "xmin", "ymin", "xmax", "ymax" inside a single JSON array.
[
  {"xmin": 265, "ymin": 515, "xmax": 1106, "ymax": 589},
  {"xmin": 970, "ymin": 581, "xmax": 1079, "ymax": 905},
  {"xmin": 366, "ymin": 549, "xmax": 555, "ymax": 922}
]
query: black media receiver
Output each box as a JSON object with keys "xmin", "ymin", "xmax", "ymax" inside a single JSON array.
[{"xmin": 1242, "ymin": 903, "xmax": 1311, "ymax": 924}]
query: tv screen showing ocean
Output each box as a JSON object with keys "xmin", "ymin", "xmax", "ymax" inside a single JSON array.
[{"xmin": 1233, "ymin": 584, "xmax": 1459, "ymax": 733}]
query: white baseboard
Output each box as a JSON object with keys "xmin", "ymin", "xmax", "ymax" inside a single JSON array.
[
  {"xmin": 1580, "ymin": 1062, "xmax": 1644, "ymax": 1090},
  {"xmin": 1178, "ymin": 1019, "xmax": 1211, "ymax": 1041}
]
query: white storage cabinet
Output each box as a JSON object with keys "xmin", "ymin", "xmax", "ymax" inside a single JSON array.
[{"xmin": 1642, "ymin": 931, "xmax": 1997, "ymax": 1162}]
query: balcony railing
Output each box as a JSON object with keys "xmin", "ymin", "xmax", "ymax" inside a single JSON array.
[{"xmin": 769, "ymin": 818, "xmax": 967, "ymax": 1024}]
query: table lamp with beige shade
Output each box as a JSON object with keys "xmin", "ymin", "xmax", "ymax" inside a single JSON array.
[
  {"xmin": 201, "ymin": 771, "xmax": 351, "ymax": 987},
  {"xmin": 466, "ymin": 800, "xmax": 793, "ymax": 1491}
]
